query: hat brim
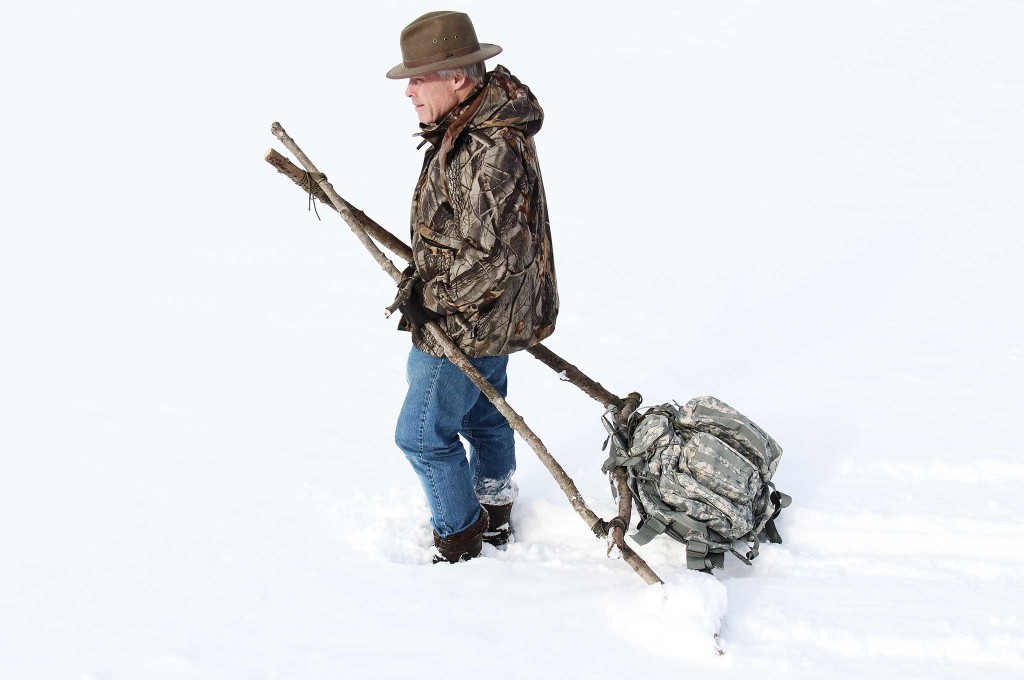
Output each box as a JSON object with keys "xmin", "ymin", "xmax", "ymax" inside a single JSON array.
[{"xmin": 385, "ymin": 44, "xmax": 502, "ymax": 79}]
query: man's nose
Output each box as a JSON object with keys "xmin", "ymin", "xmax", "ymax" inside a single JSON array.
[{"xmin": 405, "ymin": 81, "xmax": 414, "ymax": 98}]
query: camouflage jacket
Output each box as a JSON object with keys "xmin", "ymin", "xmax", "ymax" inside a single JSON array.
[{"xmin": 403, "ymin": 65, "xmax": 559, "ymax": 358}]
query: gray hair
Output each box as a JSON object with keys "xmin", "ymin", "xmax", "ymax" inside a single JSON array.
[{"xmin": 437, "ymin": 62, "xmax": 486, "ymax": 84}]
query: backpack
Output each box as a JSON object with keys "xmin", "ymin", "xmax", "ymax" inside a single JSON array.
[{"xmin": 601, "ymin": 396, "xmax": 791, "ymax": 571}]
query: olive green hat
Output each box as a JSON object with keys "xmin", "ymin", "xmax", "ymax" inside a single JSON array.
[{"xmin": 385, "ymin": 11, "xmax": 502, "ymax": 79}]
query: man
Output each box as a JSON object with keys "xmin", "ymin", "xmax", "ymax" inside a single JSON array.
[{"xmin": 386, "ymin": 11, "xmax": 559, "ymax": 564}]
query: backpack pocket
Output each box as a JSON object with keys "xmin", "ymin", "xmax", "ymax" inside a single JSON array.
[
  {"xmin": 679, "ymin": 432, "xmax": 762, "ymax": 505},
  {"xmin": 680, "ymin": 396, "xmax": 783, "ymax": 479}
]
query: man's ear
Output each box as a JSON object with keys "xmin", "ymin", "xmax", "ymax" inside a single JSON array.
[{"xmin": 451, "ymin": 72, "xmax": 468, "ymax": 90}]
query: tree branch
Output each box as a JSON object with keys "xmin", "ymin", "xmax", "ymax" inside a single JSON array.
[
  {"xmin": 609, "ymin": 467, "xmax": 662, "ymax": 585},
  {"xmin": 525, "ymin": 344, "xmax": 624, "ymax": 410},
  {"xmin": 265, "ymin": 148, "xmax": 413, "ymax": 261}
]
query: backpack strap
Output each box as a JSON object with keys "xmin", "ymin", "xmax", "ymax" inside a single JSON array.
[
  {"xmin": 631, "ymin": 505, "xmax": 726, "ymax": 571},
  {"xmin": 631, "ymin": 515, "xmax": 667, "ymax": 546},
  {"xmin": 686, "ymin": 541, "xmax": 713, "ymax": 571},
  {"xmin": 763, "ymin": 484, "xmax": 792, "ymax": 544},
  {"xmin": 600, "ymin": 451, "xmax": 645, "ymax": 474},
  {"xmin": 599, "ymin": 407, "xmax": 641, "ymax": 473},
  {"xmin": 631, "ymin": 507, "xmax": 712, "ymax": 545}
]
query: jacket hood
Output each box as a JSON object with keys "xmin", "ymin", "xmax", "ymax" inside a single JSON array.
[{"xmin": 416, "ymin": 65, "xmax": 544, "ymax": 149}]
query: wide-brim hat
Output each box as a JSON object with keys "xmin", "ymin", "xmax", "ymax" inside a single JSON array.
[{"xmin": 386, "ymin": 11, "xmax": 502, "ymax": 79}]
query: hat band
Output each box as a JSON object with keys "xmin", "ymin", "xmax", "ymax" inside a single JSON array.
[{"xmin": 403, "ymin": 43, "xmax": 481, "ymax": 69}]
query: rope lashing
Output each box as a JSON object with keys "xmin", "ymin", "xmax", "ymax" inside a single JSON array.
[
  {"xmin": 300, "ymin": 171, "xmax": 327, "ymax": 220},
  {"xmin": 591, "ymin": 515, "xmax": 630, "ymax": 538}
]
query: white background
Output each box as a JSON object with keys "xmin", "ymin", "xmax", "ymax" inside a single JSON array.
[{"xmin": 2, "ymin": 1, "xmax": 1022, "ymax": 678}]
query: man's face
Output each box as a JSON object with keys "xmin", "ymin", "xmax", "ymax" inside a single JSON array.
[{"xmin": 405, "ymin": 72, "xmax": 461, "ymax": 124}]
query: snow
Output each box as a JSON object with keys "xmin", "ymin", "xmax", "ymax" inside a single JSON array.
[{"xmin": 2, "ymin": 0, "xmax": 1022, "ymax": 678}]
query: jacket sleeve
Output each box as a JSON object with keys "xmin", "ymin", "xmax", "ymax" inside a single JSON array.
[{"xmin": 420, "ymin": 136, "xmax": 534, "ymax": 316}]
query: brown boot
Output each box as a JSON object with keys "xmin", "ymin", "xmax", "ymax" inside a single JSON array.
[
  {"xmin": 481, "ymin": 502, "xmax": 513, "ymax": 547},
  {"xmin": 432, "ymin": 507, "xmax": 489, "ymax": 564}
]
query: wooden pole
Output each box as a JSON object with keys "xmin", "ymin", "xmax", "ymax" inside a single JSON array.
[
  {"xmin": 607, "ymin": 467, "xmax": 662, "ymax": 585},
  {"xmin": 265, "ymin": 149, "xmax": 413, "ymax": 262},
  {"xmin": 268, "ymin": 123, "xmax": 661, "ymax": 585}
]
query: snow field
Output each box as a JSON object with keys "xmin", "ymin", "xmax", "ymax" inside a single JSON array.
[{"xmin": 2, "ymin": 0, "xmax": 1023, "ymax": 678}]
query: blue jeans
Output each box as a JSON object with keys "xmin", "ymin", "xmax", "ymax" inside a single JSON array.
[{"xmin": 395, "ymin": 347, "xmax": 518, "ymax": 538}]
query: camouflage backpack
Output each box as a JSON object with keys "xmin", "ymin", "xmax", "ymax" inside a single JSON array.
[{"xmin": 601, "ymin": 396, "xmax": 791, "ymax": 571}]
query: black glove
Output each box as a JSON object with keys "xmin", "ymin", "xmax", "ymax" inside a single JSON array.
[{"xmin": 400, "ymin": 280, "xmax": 443, "ymax": 329}]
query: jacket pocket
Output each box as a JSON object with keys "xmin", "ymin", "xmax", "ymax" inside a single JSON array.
[{"xmin": 417, "ymin": 225, "xmax": 467, "ymax": 251}]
